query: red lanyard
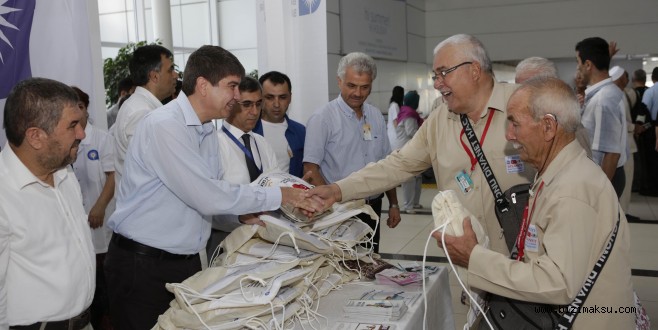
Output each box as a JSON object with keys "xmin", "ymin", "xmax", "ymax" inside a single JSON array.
[
  {"xmin": 460, "ymin": 108, "xmax": 496, "ymax": 172},
  {"xmin": 515, "ymin": 181, "xmax": 545, "ymax": 261}
]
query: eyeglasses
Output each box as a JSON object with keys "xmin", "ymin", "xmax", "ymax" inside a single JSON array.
[
  {"xmin": 431, "ymin": 62, "xmax": 473, "ymax": 82},
  {"xmin": 238, "ymin": 100, "xmax": 262, "ymax": 109}
]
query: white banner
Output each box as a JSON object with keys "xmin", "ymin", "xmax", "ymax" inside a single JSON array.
[
  {"xmin": 0, "ymin": 0, "xmax": 105, "ymax": 147},
  {"xmin": 255, "ymin": 0, "xmax": 328, "ymax": 126}
]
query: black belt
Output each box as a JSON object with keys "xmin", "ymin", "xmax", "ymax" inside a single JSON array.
[
  {"xmin": 365, "ymin": 193, "xmax": 384, "ymax": 205},
  {"xmin": 10, "ymin": 306, "xmax": 90, "ymax": 330},
  {"xmin": 111, "ymin": 233, "xmax": 198, "ymax": 260}
]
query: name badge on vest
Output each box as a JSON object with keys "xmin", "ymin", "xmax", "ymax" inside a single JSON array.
[
  {"xmin": 505, "ymin": 154, "xmax": 525, "ymax": 173},
  {"xmin": 524, "ymin": 224, "xmax": 538, "ymax": 253},
  {"xmin": 455, "ymin": 169, "xmax": 474, "ymax": 195}
]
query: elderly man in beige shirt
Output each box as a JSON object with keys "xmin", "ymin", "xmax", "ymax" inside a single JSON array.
[{"xmin": 307, "ymin": 34, "xmax": 534, "ymax": 255}]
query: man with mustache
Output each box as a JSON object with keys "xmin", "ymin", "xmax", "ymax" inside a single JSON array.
[
  {"xmin": 303, "ymin": 52, "xmax": 401, "ymax": 253},
  {"xmin": 206, "ymin": 76, "xmax": 281, "ymax": 259},
  {"xmin": 1, "ymin": 78, "xmax": 94, "ymax": 329},
  {"xmin": 306, "ymin": 35, "xmax": 533, "ymax": 256},
  {"xmin": 436, "ymin": 77, "xmax": 634, "ymax": 329}
]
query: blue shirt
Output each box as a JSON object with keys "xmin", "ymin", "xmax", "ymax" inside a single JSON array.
[
  {"xmin": 641, "ymin": 83, "xmax": 658, "ymax": 121},
  {"xmin": 582, "ymin": 79, "xmax": 627, "ymax": 167},
  {"xmin": 253, "ymin": 115, "xmax": 306, "ymax": 178},
  {"xmin": 108, "ymin": 92, "xmax": 281, "ymax": 254},
  {"xmin": 304, "ymin": 96, "xmax": 390, "ymax": 185}
]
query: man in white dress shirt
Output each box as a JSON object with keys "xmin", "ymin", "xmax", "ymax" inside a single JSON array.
[
  {"xmin": 70, "ymin": 86, "xmax": 115, "ymax": 329},
  {"xmin": 112, "ymin": 45, "xmax": 178, "ymax": 186},
  {"xmin": 0, "ymin": 78, "xmax": 95, "ymax": 330},
  {"xmin": 207, "ymin": 76, "xmax": 281, "ymax": 259}
]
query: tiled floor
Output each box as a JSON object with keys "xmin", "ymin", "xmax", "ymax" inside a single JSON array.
[{"xmin": 379, "ymin": 187, "xmax": 658, "ymax": 329}]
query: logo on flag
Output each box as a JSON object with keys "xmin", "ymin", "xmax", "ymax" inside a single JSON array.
[
  {"xmin": 0, "ymin": 0, "xmax": 36, "ymax": 99},
  {"xmin": 299, "ymin": 0, "xmax": 320, "ymax": 16}
]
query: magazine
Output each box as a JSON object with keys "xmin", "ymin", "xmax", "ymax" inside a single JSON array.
[
  {"xmin": 356, "ymin": 289, "xmax": 422, "ymax": 307},
  {"xmin": 331, "ymin": 322, "xmax": 395, "ymax": 330},
  {"xmin": 375, "ymin": 268, "xmax": 423, "ymax": 286},
  {"xmin": 343, "ymin": 299, "xmax": 408, "ymax": 321}
]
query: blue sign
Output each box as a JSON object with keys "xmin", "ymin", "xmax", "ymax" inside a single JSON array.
[
  {"xmin": 299, "ymin": 0, "xmax": 321, "ymax": 16},
  {"xmin": 0, "ymin": 0, "xmax": 36, "ymax": 99}
]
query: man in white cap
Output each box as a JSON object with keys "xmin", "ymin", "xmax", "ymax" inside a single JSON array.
[{"xmin": 609, "ymin": 66, "xmax": 640, "ymax": 219}]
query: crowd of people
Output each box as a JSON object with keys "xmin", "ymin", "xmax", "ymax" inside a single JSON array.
[{"xmin": 2, "ymin": 33, "xmax": 656, "ymax": 330}]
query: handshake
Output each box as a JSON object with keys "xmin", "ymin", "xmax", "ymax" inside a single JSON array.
[{"xmin": 250, "ymin": 171, "xmax": 344, "ymax": 221}]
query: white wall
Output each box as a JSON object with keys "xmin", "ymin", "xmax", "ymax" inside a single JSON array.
[
  {"xmin": 328, "ymin": 0, "xmax": 438, "ymax": 119},
  {"xmin": 424, "ymin": 0, "xmax": 658, "ymax": 63}
]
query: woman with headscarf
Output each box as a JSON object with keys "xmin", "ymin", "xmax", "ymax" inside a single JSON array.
[{"xmin": 396, "ymin": 90, "xmax": 424, "ymax": 213}]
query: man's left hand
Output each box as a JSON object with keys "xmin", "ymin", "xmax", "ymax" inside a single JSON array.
[
  {"xmin": 386, "ymin": 207, "xmax": 401, "ymax": 228},
  {"xmin": 432, "ymin": 217, "xmax": 478, "ymax": 268}
]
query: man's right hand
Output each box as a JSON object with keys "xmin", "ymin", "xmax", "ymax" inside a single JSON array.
[
  {"xmin": 305, "ymin": 183, "xmax": 343, "ymax": 213},
  {"xmin": 280, "ymin": 186, "xmax": 327, "ymax": 218}
]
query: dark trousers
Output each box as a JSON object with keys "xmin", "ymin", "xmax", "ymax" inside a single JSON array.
[
  {"xmin": 611, "ymin": 165, "xmax": 626, "ymax": 199},
  {"xmin": 358, "ymin": 196, "xmax": 383, "ymax": 253},
  {"xmin": 91, "ymin": 253, "xmax": 112, "ymax": 330},
  {"xmin": 104, "ymin": 240, "xmax": 201, "ymax": 330}
]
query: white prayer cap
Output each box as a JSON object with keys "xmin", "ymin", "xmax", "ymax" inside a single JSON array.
[{"xmin": 609, "ymin": 66, "xmax": 625, "ymax": 81}]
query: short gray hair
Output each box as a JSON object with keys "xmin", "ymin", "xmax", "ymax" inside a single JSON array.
[
  {"xmin": 517, "ymin": 76, "xmax": 580, "ymax": 134},
  {"xmin": 337, "ymin": 52, "xmax": 377, "ymax": 80},
  {"xmin": 515, "ymin": 57, "xmax": 558, "ymax": 83},
  {"xmin": 433, "ymin": 34, "xmax": 492, "ymax": 74}
]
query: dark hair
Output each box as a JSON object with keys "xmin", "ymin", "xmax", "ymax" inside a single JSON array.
[
  {"xmin": 575, "ymin": 37, "xmax": 610, "ymax": 71},
  {"xmin": 258, "ymin": 71, "xmax": 292, "ymax": 93},
  {"xmin": 181, "ymin": 45, "xmax": 245, "ymax": 96},
  {"xmin": 118, "ymin": 77, "xmax": 134, "ymax": 93},
  {"xmin": 4, "ymin": 78, "xmax": 79, "ymax": 146},
  {"xmin": 633, "ymin": 69, "xmax": 646, "ymax": 83},
  {"xmin": 652, "ymin": 67, "xmax": 658, "ymax": 82},
  {"xmin": 403, "ymin": 90, "xmax": 419, "ymax": 110},
  {"xmin": 239, "ymin": 76, "xmax": 262, "ymax": 93},
  {"xmin": 129, "ymin": 45, "xmax": 173, "ymax": 86},
  {"xmin": 70, "ymin": 86, "xmax": 89, "ymax": 108},
  {"xmin": 390, "ymin": 86, "xmax": 404, "ymax": 107}
]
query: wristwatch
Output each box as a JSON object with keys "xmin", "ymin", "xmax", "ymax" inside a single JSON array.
[{"xmin": 389, "ymin": 204, "xmax": 399, "ymax": 209}]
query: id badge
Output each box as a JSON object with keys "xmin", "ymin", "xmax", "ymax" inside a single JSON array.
[
  {"xmin": 455, "ymin": 170, "xmax": 474, "ymax": 195},
  {"xmin": 362, "ymin": 123, "xmax": 373, "ymax": 140}
]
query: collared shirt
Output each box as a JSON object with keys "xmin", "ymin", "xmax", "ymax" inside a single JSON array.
[
  {"xmin": 260, "ymin": 119, "xmax": 290, "ymax": 173},
  {"xmin": 336, "ymin": 82, "xmax": 534, "ymax": 254},
  {"xmin": 582, "ymin": 78, "xmax": 627, "ymax": 167},
  {"xmin": 213, "ymin": 122, "xmax": 281, "ymax": 232},
  {"xmin": 0, "ymin": 143, "xmax": 95, "ymax": 327},
  {"xmin": 71, "ymin": 123, "xmax": 115, "ymax": 254},
  {"xmin": 107, "ymin": 92, "xmax": 282, "ymax": 255},
  {"xmin": 253, "ymin": 115, "xmax": 306, "ymax": 178},
  {"xmin": 642, "ymin": 83, "xmax": 658, "ymax": 121},
  {"xmin": 468, "ymin": 141, "xmax": 634, "ymax": 329},
  {"xmin": 304, "ymin": 95, "xmax": 391, "ymax": 186},
  {"xmin": 113, "ymin": 86, "xmax": 163, "ymax": 186}
]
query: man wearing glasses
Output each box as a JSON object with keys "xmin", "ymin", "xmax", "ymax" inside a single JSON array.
[
  {"xmin": 207, "ymin": 76, "xmax": 282, "ymax": 259},
  {"xmin": 307, "ymin": 34, "xmax": 534, "ymax": 256}
]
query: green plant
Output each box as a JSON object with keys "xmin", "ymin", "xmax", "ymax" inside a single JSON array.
[
  {"xmin": 248, "ymin": 69, "xmax": 258, "ymax": 79},
  {"xmin": 103, "ymin": 41, "xmax": 150, "ymax": 106}
]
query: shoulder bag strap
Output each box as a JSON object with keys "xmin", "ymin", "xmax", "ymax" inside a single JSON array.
[
  {"xmin": 459, "ymin": 113, "xmax": 510, "ymax": 214},
  {"xmin": 555, "ymin": 208, "xmax": 621, "ymax": 329}
]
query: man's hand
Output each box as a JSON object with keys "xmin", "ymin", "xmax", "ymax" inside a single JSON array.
[
  {"xmin": 88, "ymin": 204, "xmax": 105, "ymax": 229},
  {"xmin": 608, "ymin": 41, "xmax": 619, "ymax": 57},
  {"xmin": 239, "ymin": 213, "xmax": 265, "ymax": 226},
  {"xmin": 386, "ymin": 206, "xmax": 401, "ymax": 228},
  {"xmin": 305, "ymin": 183, "xmax": 342, "ymax": 212},
  {"xmin": 432, "ymin": 217, "xmax": 478, "ymax": 268},
  {"xmin": 280, "ymin": 186, "xmax": 327, "ymax": 217}
]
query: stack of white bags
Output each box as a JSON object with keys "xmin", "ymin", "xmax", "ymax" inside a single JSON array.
[{"xmin": 154, "ymin": 172, "xmax": 382, "ymax": 330}]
